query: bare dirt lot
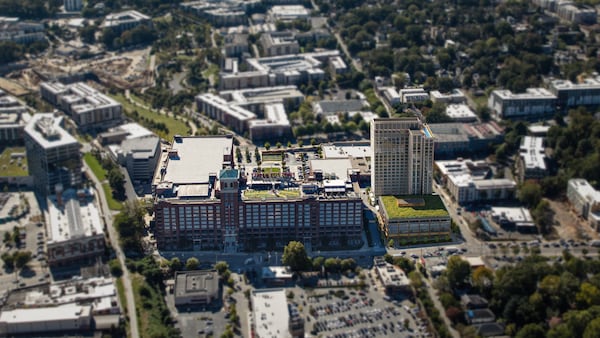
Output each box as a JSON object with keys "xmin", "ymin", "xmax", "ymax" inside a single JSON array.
[{"xmin": 548, "ymin": 199, "xmax": 598, "ymax": 240}]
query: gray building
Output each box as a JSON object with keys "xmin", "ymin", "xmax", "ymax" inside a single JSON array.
[
  {"xmin": 115, "ymin": 136, "xmax": 160, "ymax": 182},
  {"xmin": 101, "ymin": 10, "xmax": 151, "ymax": 33},
  {"xmin": 64, "ymin": 0, "xmax": 83, "ymax": 12},
  {"xmin": 24, "ymin": 114, "xmax": 81, "ymax": 195},
  {"xmin": 0, "ymin": 17, "xmax": 45, "ymax": 44},
  {"xmin": 174, "ymin": 270, "xmax": 220, "ymax": 306}
]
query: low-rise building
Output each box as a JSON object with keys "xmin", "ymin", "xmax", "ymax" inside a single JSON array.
[
  {"xmin": 101, "ymin": 10, "xmax": 151, "ymax": 33},
  {"xmin": 64, "ymin": 0, "xmax": 83, "ymax": 12},
  {"xmin": 196, "ymin": 93, "xmax": 257, "ymax": 133},
  {"xmin": 556, "ymin": 3, "xmax": 596, "ymax": 24},
  {"xmin": 445, "ymin": 104, "xmax": 478, "ymax": 122},
  {"xmin": 223, "ymin": 33, "xmax": 249, "ymax": 57},
  {"xmin": 40, "ymin": 82, "xmax": 122, "ymax": 130},
  {"xmin": 173, "ymin": 270, "xmax": 220, "ymax": 307},
  {"xmin": 268, "ymin": 5, "xmax": 310, "ymax": 22},
  {"xmin": 261, "ymin": 266, "xmax": 294, "ymax": 285},
  {"xmin": 567, "ymin": 179, "xmax": 600, "ymax": 228},
  {"xmin": 0, "ymin": 303, "xmax": 92, "ymax": 336},
  {"xmin": 490, "ymin": 207, "xmax": 536, "ymax": 232},
  {"xmin": 436, "ymin": 159, "xmax": 516, "ymax": 204},
  {"xmin": 399, "ymin": 88, "xmax": 429, "ymax": 103},
  {"xmin": 430, "ymin": 89, "xmax": 467, "ymax": 104},
  {"xmin": 248, "ymin": 103, "xmax": 292, "ymax": 141},
  {"xmin": 260, "ymin": 32, "xmax": 299, "ymax": 57},
  {"xmin": 488, "ymin": 88, "xmax": 557, "ymax": 119},
  {"xmin": 110, "ymin": 136, "xmax": 161, "ymax": 182},
  {"xmin": 382, "ymin": 87, "xmax": 401, "ymax": 106},
  {"xmin": 465, "ymin": 309, "xmax": 496, "ymax": 325},
  {"xmin": 428, "ymin": 122, "xmax": 504, "ymax": 159},
  {"xmin": 549, "ymin": 77, "xmax": 600, "ymax": 109},
  {"xmin": 0, "ymin": 89, "xmax": 30, "ymax": 144},
  {"xmin": 0, "ymin": 17, "xmax": 45, "ymax": 44},
  {"xmin": 373, "ymin": 257, "xmax": 411, "ymax": 295},
  {"xmin": 378, "ymin": 195, "xmax": 451, "ymax": 242},
  {"xmin": 518, "ymin": 136, "xmax": 547, "ymax": 181},
  {"xmin": 180, "ymin": 0, "xmax": 260, "ymax": 27},
  {"xmin": 46, "ymin": 188, "xmax": 104, "ymax": 266}
]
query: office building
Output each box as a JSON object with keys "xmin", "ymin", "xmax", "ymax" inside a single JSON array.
[
  {"xmin": 180, "ymin": 0, "xmax": 260, "ymax": 27},
  {"xmin": 488, "ymin": 88, "xmax": 557, "ymax": 119},
  {"xmin": 152, "ymin": 136, "xmax": 363, "ymax": 252},
  {"xmin": 373, "ymin": 257, "xmax": 411, "ymax": 295},
  {"xmin": 382, "ymin": 87, "xmax": 401, "ymax": 106},
  {"xmin": 46, "ymin": 188, "xmax": 104, "ymax": 266},
  {"xmin": 518, "ymin": 136, "xmax": 547, "ymax": 181},
  {"xmin": 549, "ymin": 77, "xmax": 600, "ymax": 109},
  {"xmin": 223, "ymin": 33, "xmax": 249, "ymax": 57},
  {"xmin": 399, "ymin": 88, "xmax": 429, "ymax": 103},
  {"xmin": 102, "ymin": 10, "xmax": 151, "ymax": 33},
  {"xmin": 491, "ymin": 207, "xmax": 536, "ymax": 232},
  {"xmin": 24, "ymin": 114, "xmax": 81, "ymax": 195},
  {"xmin": 567, "ymin": 179, "xmax": 600, "ymax": 228},
  {"xmin": 40, "ymin": 82, "xmax": 122, "ymax": 130},
  {"xmin": 0, "ymin": 17, "xmax": 45, "ymax": 44},
  {"xmin": 248, "ymin": 103, "xmax": 292, "ymax": 141},
  {"xmin": 174, "ymin": 270, "xmax": 220, "ymax": 306},
  {"xmin": 196, "ymin": 93, "xmax": 257, "ymax": 133},
  {"xmin": 370, "ymin": 117, "xmax": 434, "ymax": 197},
  {"xmin": 0, "ymin": 303, "xmax": 92, "ymax": 335},
  {"xmin": 64, "ymin": 0, "xmax": 83, "ymax": 12},
  {"xmin": 251, "ymin": 289, "xmax": 304, "ymax": 338},
  {"xmin": 556, "ymin": 3, "xmax": 596, "ymax": 24}
]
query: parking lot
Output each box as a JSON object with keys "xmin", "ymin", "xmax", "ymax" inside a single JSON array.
[{"xmin": 0, "ymin": 192, "xmax": 50, "ymax": 293}]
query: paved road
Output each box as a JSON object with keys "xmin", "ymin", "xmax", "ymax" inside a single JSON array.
[
  {"xmin": 423, "ymin": 278, "xmax": 460, "ymax": 338},
  {"xmin": 83, "ymin": 161, "xmax": 139, "ymax": 338},
  {"xmin": 334, "ymin": 32, "xmax": 362, "ymax": 72}
]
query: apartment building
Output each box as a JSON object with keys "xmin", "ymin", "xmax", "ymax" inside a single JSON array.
[
  {"xmin": 64, "ymin": 0, "xmax": 83, "ymax": 12},
  {"xmin": 102, "ymin": 10, "xmax": 151, "ymax": 33},
  {"xmin": 428, "ymin": 122, "xmax": 504, "ymax": 159},
  {"xmin": 488, "ymin": 88, "xmax": 557, "ymax": 119},
  {"xmin": 268, "ymin": 5, "xmax": 310, "ymax": 22},
  {"xmin": 248, "ymin": 103, "xmax": 292, "ymax": 141},
  {"xmin": 24, "ymin": 114, "xmax": 81, "ymax": 195},
  {"xmin": 549, "ymin": 77, "xmax": 600, "ymax": 109},
  {"xmin": 40, "ymin": 82, "xmax": 122, "ymax": 130},
  {"xmin": 180, "ymin": 0, "xmax": 260, "ymax": 27},
  {"xmin": 567, "ymin": 179, "xmax": 600, "ymax": 228},
  {"xmin": 46, "ymin": 188, "xmax": 105, "ymax": 266},
  {"xmin": 0, "ymin": 17, "xmax": 44, "ymax": 44},
  {"xmin": 152, "ymin": 136, "xmax": 363, "ymax": 252},
  {"xmin": 260, "ymin": 32, "xmax": 300, "ymax": 57},
  {"xmin": 518, "ymin": 136, "xmax": 547, "ymax": 181},
  {"xmin": 429, "ymin": 89, "xmax": 467, "ymax": 104},
  {"xmin": 370, "ymin": 117, "xmax": 434, "ymax": 197},
  {"xmin": 0, "ymin": 89, "xmax": 30, "ymax": 144}
]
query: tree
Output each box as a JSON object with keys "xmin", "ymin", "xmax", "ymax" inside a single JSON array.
[
  {"xmin": 13, "ymin": 251, "xmax": 31, "ymax": 270},
  {"xmin": 445, "ymin": 256, "xmax": 471, "ymax": 288},
  {"xmin": 472, "ymin": 266, "xmax": 494, "ymax": 292},
  {"xmin": 170, "ymin": 257, "xmax": 183, "ymax": 272},
  {"xmin": 282, "ymin": 241, "xmax": 310, "ymax": 271},
  {"xmin": 185, "ymin": 257, "xmax": 199, "ymax": 270},
  {"xmin": 109, "ymin": 259, "xmax": 123, "ymax": 277},
  {"xmin": 516, "ymin": 323, "xmax": 546, "ymax": 338},
  {"xmin": 388, "ymin": 239, "xmax": 395, "ymax": 248},
  {"xmin": 576, "ymin": 283, "xmax": 600, "ymax": 309},
  {"xmin": 584, "ymin": 318, "xmax": 600, "ymax": 338},
  {"xmin": 215, "ymin": 261, "xmax": 229, "ymax": 275},
  {"xmin": 1, "ymin": 252, "xmax": 14, "ymax": 269},
  {"xmin": 312, "ymin": 256, "xmax": 325, "ymax": 271},
  {"xmin": 340, "ymin": 258, "xmax": 357, "ymax": 272},
  {"xmin": 518, "ymin": 181, "xmax": 542, "ymax": 208},
  {"xmin": 264, "ymin": 142, "xmax": 271, "ymax": 150}
]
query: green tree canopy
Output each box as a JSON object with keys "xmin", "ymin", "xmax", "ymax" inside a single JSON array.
[{"xmin": 282, "ymin": 241, "xmax": 310, "ymax": 271}]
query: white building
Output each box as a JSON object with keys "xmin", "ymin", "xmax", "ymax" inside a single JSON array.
[
  {"xmin": 0, "ymin": 303, "xmax": 92, "ymax": 336},
  {"xmin": 518, "ymin": 136, "xmax": 547, "ymax": 181},
  {"xmin": 268, "ymin": 5, "xmax": 310, "ymax": 22},
  {"xmin": 445, "ymin": 104, "xmax": 478, "ymax": 122},
  {"xmin": 430, "ymin": 89, "xmax": 467, "ymax": 104},
  {"xmin": 248, "ymin": 103, "xmax": 292, "ymax": 141},
  {"xmin": 549, "ymin": 77, "xmax": 600, "ymax": 109},
  {"xmin": 174, "ymin": 270, "xmax": 219, "ymax": 306},
  {"xmin": 371, "ymin": 117, "xmax": 434, "ymax": 196},
  {"xmin": 110, "ymin": 136, "xmax": 161, "ymax": 182},
  {"xmin": 102, "ymin": 10, "xmax": 151, "ymax": 33},
  {"xmin": 46, "ymin": 188, "xmax": 105, "ymax": 266},
  {"xmin": 0, "ymin": 17, "xmax": 45, "ymax": 44},
  {"xmin": 567, "ymin": 179, "xmax": 600, "ymax": 228},
  {"xmin": 260, "ymin": 32, "xmax": 299, "ymax": 57},
  {"xmin": 0, "ymin": 89, "xmax": 30, "ymax": 143},
  {"xmin": 196, "ymin": 93, "xmax": 257, "ymax": 133},
  {"xmin": 436, "ymin": 159, "xmax": 516, "ymax": 204},
  {"xmin": 488, "ymin": 88, "xmax": 557, "ymax": 119},
  {"xmin": 64, "ymin": 0, "xmax": 83, "ymax": 12},
  {"xmin": 382, "ymin": 87, "xmax": 401, "ymax": 106},
  {"xmin": 39, "ymin": 82, "xmax": 122, "ymax": 130},
  {"xmin": 399, "ymin": 88, "xmax": 429, "ymax": 103},
  {"xmin": 251, "ymin": 289, "xmax": 304, "ymax": 338}
]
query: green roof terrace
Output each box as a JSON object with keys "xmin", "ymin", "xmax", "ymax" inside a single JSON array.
[
  {"xmin": 380, "ymin": 195, "xmax": 449, "ymax": 219},
  {"xmin": 242, "ymin": 189, "xmax": 301, "ymax": 200}
]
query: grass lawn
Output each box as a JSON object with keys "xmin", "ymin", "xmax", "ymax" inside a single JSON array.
[
  {"xmin": 83, "ymin": 153, "xmax": 106, "ymax": 181},
  {"xmin": 115, "ymin": 277, "xmax": 130, "ymax": 337},
  {"xmin": 262, "ymin": 167, "xmax": 281, "ymax": 174},
  {"xmin": 381, "ymin": 195, "xmax": 449, "ymax": 219},
  {"xmin": 132, "ymin": 274, "xmax": 176, "ymax": 337},
  {"xmin": 0, "ymin": 147, "xmax": 28, "ymax": 177},
  {"xmin": 243, "ymin": 189, "xmax": 300, "ymax": 200},
  {"xmin": 111, "ymin": 93, "xmax": 189, "ymax": 140},
  {"xmin": 262, "ymin": 153, "xmax": 282, "ymax": 162},
  {"xmin": 102, "ymin": 183, "xmax": 123, "ymax": 210}
]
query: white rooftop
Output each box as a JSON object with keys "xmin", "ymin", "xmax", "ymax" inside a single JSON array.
[
  {"xmin": 161, "ymin": 136, "xmax": 233, "ymax": 185},
  {"xmin": 47, "ymin": 189, "xmax": 103, "ymax": 243},
  {"xmin": 24, "ymin": 113, "xmax": 79, "ymax": 150},
  {"xmin": 112, "ymin": 122, "xmax": 154, "ymax": 140},
  {"xmin": 0, "ymin": 302, "xmax": 91, "ymax": 324},
  {"xmin": 519, "ymin": 136, "xmax": 546, "ymax": 170},
  {"xmin": 310, "ymin": 158, "xmax": 353, "ymax": 181},
  {"xmin": 252, "ymin": 289, "xmax": 291, "ymax": 338},
  {"xmin": 491, "ymin": 207, "xmax": 533, "ymax": 223},
  {"xmin": 493, "ymin": 88, "xmax": 556, "ymax": 100},
  {"xmin": 446, "ymin": 104, "xmax": 477, "ymax": 121},
  {"xmin": 322, "ymin": 143, "xmax": 371, "ymax": 159}
]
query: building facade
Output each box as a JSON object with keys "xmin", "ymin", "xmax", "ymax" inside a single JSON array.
[
  {"xmin": 567, "ymin": 179, "xmax": 600, "ymax": 228},
  {"xmin": 370, "ymin": 117, "xmax": 434, "ymax": 197},
  {"xmin": 488, "ymin": 88, "xmax": 557, "ymax": 119},
  {"xmin": 24, "ymin": 114, "xmax": 81, "ymax": 195},
  {"xmin": 549, "ymin": 78, "xmax": 600, "ymax": 110}
]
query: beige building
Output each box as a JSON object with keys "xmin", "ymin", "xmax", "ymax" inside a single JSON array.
[
  {"xmin": 370, "ymin": 117, "xmax": 434, "ymax": 197},
  {"xmin": 174, "ymin": 270, "xmax": 220, "ymax": 306}
]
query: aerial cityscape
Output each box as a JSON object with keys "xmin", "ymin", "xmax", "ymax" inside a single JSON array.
[{"xmin": 1, "ymin": 0, "xmax": 600, "ymax": 337}]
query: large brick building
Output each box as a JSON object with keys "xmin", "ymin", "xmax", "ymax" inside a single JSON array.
[{"xmin": 152, "ymin": 136, "xmax": 363, "ymax": 252}]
